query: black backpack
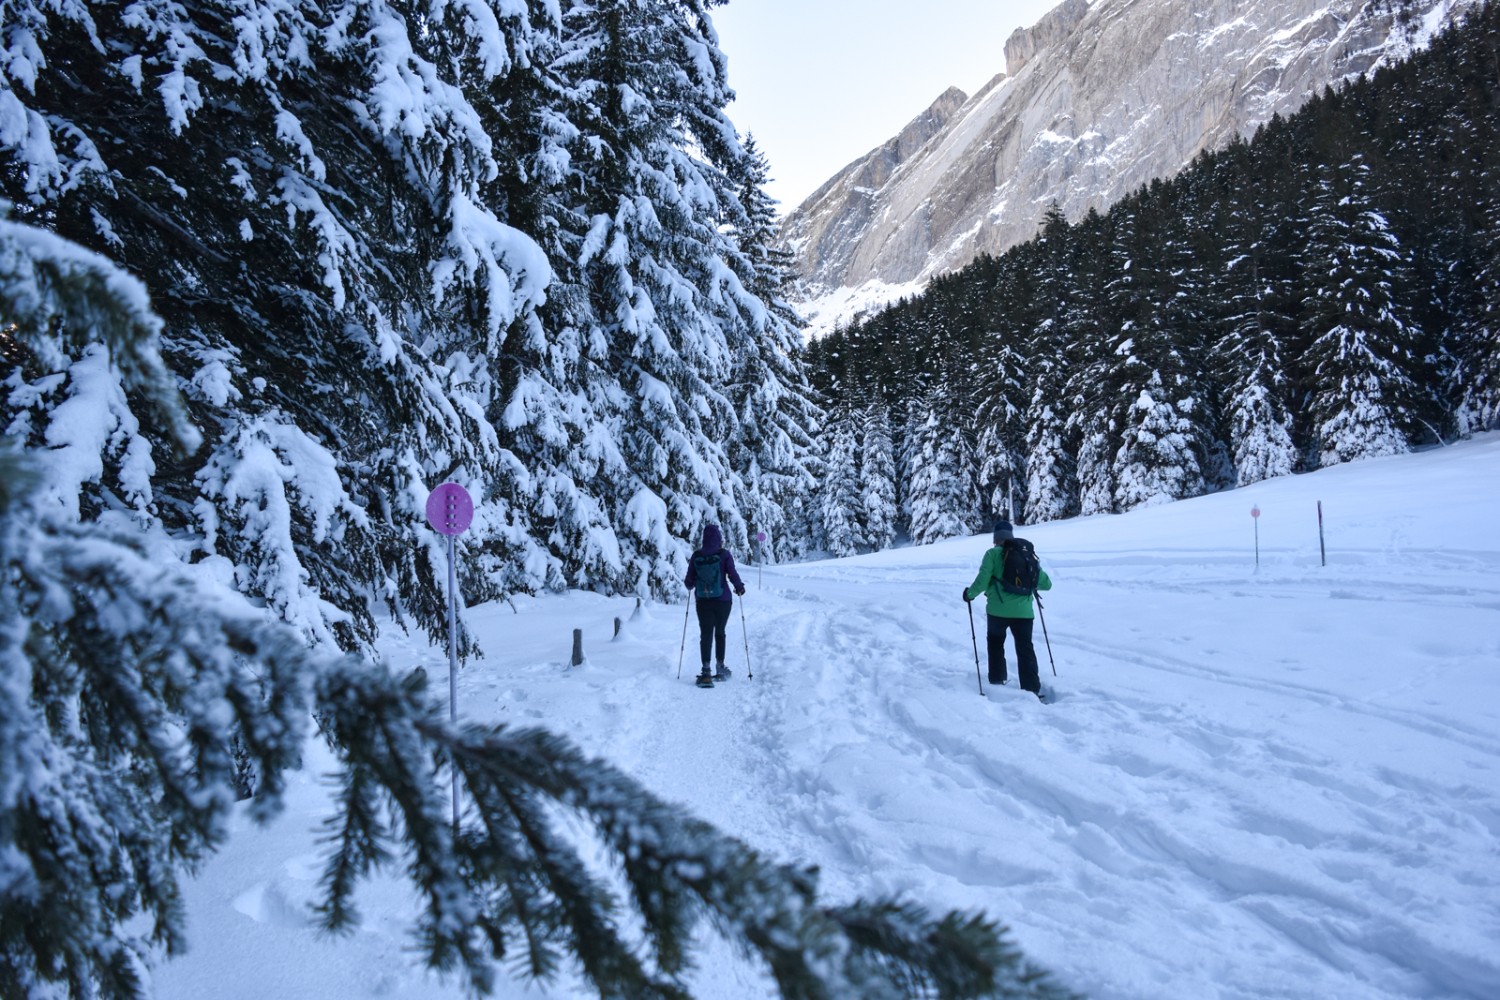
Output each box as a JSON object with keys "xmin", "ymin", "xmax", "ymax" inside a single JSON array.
[
  {"xmin": 998, "ymin": 538, "xmax": 1041, "ymax": 595},
  {"xmin": 692, "ymin": 551, "xmax": 725, "ymax": 598}
]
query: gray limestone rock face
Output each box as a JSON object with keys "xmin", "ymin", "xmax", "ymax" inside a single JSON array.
[
  {"xmin": 782, "ymin": 86, "xmax": 969, "ymax": 287},
  {"xmin": 781, "ymin": 0, "xmax": 1480, "ymax": 330}
]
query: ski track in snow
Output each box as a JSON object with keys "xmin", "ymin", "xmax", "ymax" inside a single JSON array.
[
  {"xmin": 151, "ymin": 436, "xmax": 1500, "ymax": 1000},
  {"xmin": 731, "ymin": 558, "xmax": 1500, "ymax": 1000}
]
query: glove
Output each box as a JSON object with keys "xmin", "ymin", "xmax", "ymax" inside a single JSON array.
[
  {"xmin": 734, "ymin": 585, "xmax": 746, "ymax": 596},
  {"xmin": 962, "ymin": 589, "xmax": 973, "ymax": 603}
]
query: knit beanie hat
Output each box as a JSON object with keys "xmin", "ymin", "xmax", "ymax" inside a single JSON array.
[{"xmin": 992, "ymin": 519, "xmax": 1014, "ymax": 542}]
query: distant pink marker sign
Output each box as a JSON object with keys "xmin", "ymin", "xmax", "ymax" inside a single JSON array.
[{"xmin": 426, "ymin": 482, "xmax": 473, "ymax": 535}]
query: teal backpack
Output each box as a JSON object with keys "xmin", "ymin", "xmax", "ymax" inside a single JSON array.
[{"xmin": 692, "ymin": 552, "xmax": 725, "ymax": 598}]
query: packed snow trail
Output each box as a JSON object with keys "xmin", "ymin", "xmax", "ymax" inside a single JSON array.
[{"xmin": 152, "ymin": 436, "xmax": 1500, "ymax": 1000}]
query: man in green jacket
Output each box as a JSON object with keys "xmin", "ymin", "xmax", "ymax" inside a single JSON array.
[{"xmin": 963, "ymin": 519, "xmax": 1052, "ymax": 699}]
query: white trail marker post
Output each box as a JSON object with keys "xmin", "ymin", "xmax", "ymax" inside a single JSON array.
[
  {"xmin": 1251, "ymin": 504, "xmax": 1260, "ymax": 569},
  {"xmin": 426, "ymin": 482, "xmax": 473, "ymax": 831}
]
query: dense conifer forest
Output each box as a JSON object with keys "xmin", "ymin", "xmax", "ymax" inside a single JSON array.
[
  {"xmin": 0, "ymin": 3, "xmax": 1059, "ymax": 998},
  {"xmin": 1, "ymin": 0, "xmax": 823, "ymax": 660},
  {"xmin": 805, "ymin": 2, "xmax": 1500, "ymax": 551}
]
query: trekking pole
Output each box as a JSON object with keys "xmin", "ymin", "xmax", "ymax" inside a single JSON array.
[
  {"xmin": 966, "ymin": 598, "xmax": 984, "ymax": 695},
  {"xmin": 739, "ymin": 595, "xmax": 753, "ymax": 680},
  {"xmin": 1035, "ymin": 592, "xmax": 1057, "ymax": 677},
  {"xmin": 676, "ymin": 595, "xmax": 691, "ymax": 679}
]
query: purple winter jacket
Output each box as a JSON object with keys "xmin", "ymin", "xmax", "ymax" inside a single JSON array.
[{"xmin": 684, "ymin": 523, "xmax": 744, "ymax": 602}]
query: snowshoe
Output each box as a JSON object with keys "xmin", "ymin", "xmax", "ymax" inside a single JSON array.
[
  {"xmin": 695, "ymin": 669, "xmax": 715, "ymax": 689},
  {"xmin": 714, "ymin": 663, "xmax": 732, "ymax": 682}
]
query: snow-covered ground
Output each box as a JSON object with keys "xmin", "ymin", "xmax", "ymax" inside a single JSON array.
[
  {"xmin": 152, "ymin": 434, "xmax": 1500, "ymax": 1000},
  {"xmin": 791, "ymin": 277, "xmax": 927, "ymax": 341}
]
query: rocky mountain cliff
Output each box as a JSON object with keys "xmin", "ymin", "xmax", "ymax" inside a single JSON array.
[{"xmin": 782, "ymin": 0, "xmax": 1482, "ymax": 334}]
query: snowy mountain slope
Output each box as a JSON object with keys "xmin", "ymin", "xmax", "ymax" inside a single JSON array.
[
  {"xmin": 152, "ymin": 434, "xmax": 1500, "ymax": 1000},
  {"xmin": 783, "ymin": 0, "xmax": 1484, "ymax": 336}
]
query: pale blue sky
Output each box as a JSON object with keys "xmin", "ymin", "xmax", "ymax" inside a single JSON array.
[{"xmin": 711, "ymin": 0, "xmax": 1063, "ymax": 212}]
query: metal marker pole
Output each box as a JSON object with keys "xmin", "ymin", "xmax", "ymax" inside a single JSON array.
[
  {"xmin": 755, "ymin": 530, "xmax": 766, "ymax": 588},
  {"xmin": 1317, "ymin": 500, "xmax": 1326, "ymax": 567},
  {"xmin": 427, "ymin": 482, "xmax": 472, "ymax": 836},
  {"xmin": 447, "ymin": 531, "xmax": 459, "ymax": 832}
]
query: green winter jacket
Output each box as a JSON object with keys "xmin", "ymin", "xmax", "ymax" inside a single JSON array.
[{"xmin": 964, "ymin": 542, "xmax": 1052, "ymax": 619}]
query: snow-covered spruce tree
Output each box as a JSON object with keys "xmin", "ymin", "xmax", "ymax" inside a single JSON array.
[
  {"xmin": 1022, "ymin": 379, "xmax": 1077, "ymax": 523},
  {"xmin": 819, "ymin": 403, "xmax": 864, "ymax": 557},
  {"xmin": 0, "ymin": 211, "xmax": 310, "ymax": 999},
  {"xmin": 466, "ymin": 0, "xmax": 634, "ymax": 598},
  {"xmin": 542, "ymin": 0, "xmax": 767, "ymax": 594},
  {"xmin": 1454, "ymin": 182, "xmax": 1500, "ymax": 434},
  {"xmin": 1213, "ymin": 228, "xmax": 1300, "ymax": 485},
  {"xmin": 1111, "ymin": 371, "xmax": 1208, "ymax": 510},
  {"xmin": 0, "ymin": 212, "xmax": 1083, "ymax": 1000},
  {"xmin": 1022, "ymin": 205, "xmax": 1084, "ymax": 523},
  {"xmin": 972, "ymin": 333, "xmax": 1026, "ymax": 522},
  {"xmin": 1095, "ymin": 198, "xmax": 1211, "ymax": 511},
  {"xmin": 860, "ymin": 401, "xmax": 900, "ymax": 552},
  {"xmin": 722, "ymin": 136, "xmax": 822, "ymax": 563},
  {"xmin": 0, "ymin": 0, "xmax": 555, "ymax": 657},
  {"xmin": 888, "ymin": 393, "xmax": 922, "ymax": 539},
  {"xmin": 905, "ymin": 388, "xmax": 981, "ymax": 545},
  {"xmin": 1298, "ymin": 155, "xmax": 1434, "ymax": 466},
  {"xmin": 1064, "ymin": 209, "xmax": 1128, "ymax": 516}
]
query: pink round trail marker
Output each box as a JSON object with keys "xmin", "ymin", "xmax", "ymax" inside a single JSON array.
[{"xmin": 426, "ymin": 482, "xmax": 473, "ymax": 535}]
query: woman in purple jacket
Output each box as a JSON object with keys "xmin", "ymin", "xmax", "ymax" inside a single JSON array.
[{"xmin": 684, "ymin": 523, "xmax": 745, "ymax": 686}]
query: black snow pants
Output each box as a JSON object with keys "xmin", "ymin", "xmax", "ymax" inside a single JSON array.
[
  {"xmin": 696, "ymin": 598, "xmax": 733, "ymax": 667},
  {"xmin": 986, "ymin": 614, "xmax": 1040, "ymax": 694}
]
